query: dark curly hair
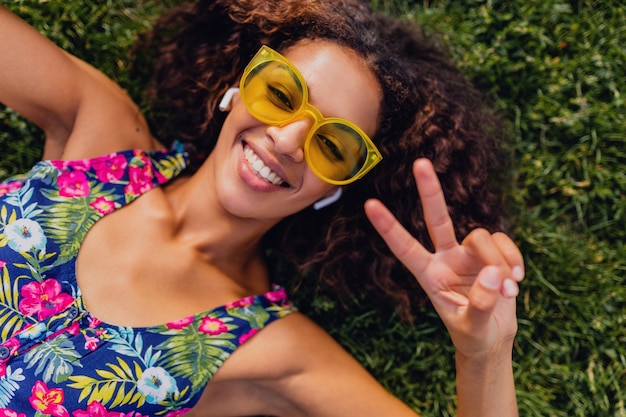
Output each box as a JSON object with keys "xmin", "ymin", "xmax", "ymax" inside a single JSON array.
[{"xmin": 131, "ymin": 0, "xmax": 512, "ymax": 320}]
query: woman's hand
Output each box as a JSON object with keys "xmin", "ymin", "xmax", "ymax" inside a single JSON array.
[{"xmin": 364, "ymin": 158, "xmax": 524, "ymax": 358}]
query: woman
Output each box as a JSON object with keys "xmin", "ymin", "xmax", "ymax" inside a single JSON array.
[{"xmin": 0, "ymin": 0, "xmax": 523, "ymax": 416}]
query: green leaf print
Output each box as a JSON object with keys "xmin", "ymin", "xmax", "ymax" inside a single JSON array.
[
  {"xmin": 39, "ymin": 183, "xmax": 113, "ymax": 266},
  {"xmin": 154, "ymin": 322, "xmax": 237, "ymax": 388},
  {"xmin": 11, "ymin": 251, "xmax": 57, "ymax": 282},
  {"xmin": 0, "ymin": 366, "xmax": 26, "ymax": 408},
  {"xmin": 106, "ymin": 328, "xmax": 162, "ymax": 368},
  {"xmin": 0, "ymin": 266, "xmax": 26, "ymax": 340},
  {"xmin": 24, "ymin": 336, "xmax": 81, "ymax": 383},
  {"xmin": 2, "ymin": 184, "xmax": 40, "ymax": 219},
  {"xmin": 227, "ymin": 304, "xmax": 270, "ymax": 328},
  {"xmin": 0, "ymin": 205, "xmax": 17, "ymax": 228},
  {"xmin": 67, "ymin": 357, "xmax": 145, "ymax": 409},
  {"xmin": 152, "ymin": 153, "xmax": 187, "ymax": 180}
]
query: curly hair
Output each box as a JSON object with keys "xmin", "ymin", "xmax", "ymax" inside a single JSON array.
[{"xmin": 131, "ymin": 0, "xmax": 513, "ymax": 320}]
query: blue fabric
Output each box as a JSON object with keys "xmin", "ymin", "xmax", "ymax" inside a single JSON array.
[{"xmin": 0, "ymin": 144, "xmax": 295, "ymax": 415}]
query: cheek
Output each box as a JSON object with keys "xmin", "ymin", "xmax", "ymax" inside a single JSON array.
[
  {"xmin": 217, "ymin": 105, "xmax": 260, "ymax": 142},
  {"xmin": 302, "ymin": 170, "xmax": 337, "ymax": 199}
]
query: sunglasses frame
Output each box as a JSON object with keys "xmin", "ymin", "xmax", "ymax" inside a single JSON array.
[{"xmin": 239, "ymin": 45, "xmax": 382, "ymax": 185}]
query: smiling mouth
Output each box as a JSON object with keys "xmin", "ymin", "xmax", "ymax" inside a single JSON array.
[{"xmin": 243, "ymin": 144, "xmax": 289, "ymax": 187}]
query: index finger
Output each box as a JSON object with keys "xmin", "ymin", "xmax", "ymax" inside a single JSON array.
[{"xmin": 364, "ymin": 198, "xmax": 432, "ymax": 277}]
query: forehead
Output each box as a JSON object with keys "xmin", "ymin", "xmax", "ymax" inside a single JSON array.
[{"xmin": 281, "ymin": 41, "xmax": 382, "ymax": 138}]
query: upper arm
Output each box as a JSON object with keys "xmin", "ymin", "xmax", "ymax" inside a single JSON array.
[
  {"xmin": 203, "ymin": 313, "xmax": 421, "ymax": 417},
  {"xmin": 269, "ymin": 314, "xmax": 420, "ymax": 417},
  {"xmin": 0, "ymin": 6, "xmax": 81, "ymax": 148},
  {"xmin": 0, "ymin": 6, "xmax": 158, "ymax": 160}
]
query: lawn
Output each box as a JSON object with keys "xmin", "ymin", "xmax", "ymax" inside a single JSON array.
[{"xmin": 1, "ymin": 1, "xmax": 624, "ymax": 416}]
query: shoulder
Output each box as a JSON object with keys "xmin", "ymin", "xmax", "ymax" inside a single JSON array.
[
  {"xmin": 210, "ymin": 313, "xmax": 342, "ymax": 381},
  {"xmin": 198, "ymin": 312, "xmax": 417, "ymax": 417}
]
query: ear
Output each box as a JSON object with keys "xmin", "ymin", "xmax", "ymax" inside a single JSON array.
[
  {"xmin": 218, "ymin": 87, "xmax": 240, "ymax": 112},
  {"xmin": 313, "ymin": 187, "xmax": 343, "ymax": 210}
]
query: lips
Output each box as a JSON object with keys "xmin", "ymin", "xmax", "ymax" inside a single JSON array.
[{"xmin": 243, "ymin": 144, "xmax": 288, "ymax": 187}]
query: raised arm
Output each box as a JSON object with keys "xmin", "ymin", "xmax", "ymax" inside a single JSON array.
[
  {"xmin": 365, "ymin": 158, "xmax": 523, "ymax": 417},
  {"xmin": 0, "ymin": 6, "xmax": 157, "ymax": 160}
]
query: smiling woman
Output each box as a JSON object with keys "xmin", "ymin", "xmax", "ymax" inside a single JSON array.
[{"xmin": 0, "ymin": 0, "xmax": 522, "ymax": 416}]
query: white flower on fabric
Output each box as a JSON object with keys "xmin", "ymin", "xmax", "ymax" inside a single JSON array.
[
  {"xmin": 137, "ymin": 366, "xmax": 178, "ymax": 404},
  {"xmin": 5, "ymin": 218, "xmax": 47, "ymax": 253}
]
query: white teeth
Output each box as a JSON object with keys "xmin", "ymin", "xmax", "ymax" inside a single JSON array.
[{"xmin": 244, "ymin": 146, "xmax": 285, "ymax": 185}]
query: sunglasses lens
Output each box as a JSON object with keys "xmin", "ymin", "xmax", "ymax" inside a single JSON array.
[
  {"xmin": 241, "ymin": 46, "xmax": 380, "ymax": 184},
  {"xmin": 307, "ymin": 123, "xmax": 367, "ymax": 182},
  {"xmin": 242, "ymin": 61, "xmax": 304, "ymax": 124}
]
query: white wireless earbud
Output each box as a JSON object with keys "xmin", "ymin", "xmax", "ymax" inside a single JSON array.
[
  {"xmin": 218, "ymin": 87, "xmax": 240, "ymax": 112},
  {"xmin": 313, "ymin": 187, "xmax": 343, "ymax": 210}
]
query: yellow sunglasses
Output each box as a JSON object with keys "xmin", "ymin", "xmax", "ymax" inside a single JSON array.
[{"xmin": 239, "ymin": 45, "xmax": 382, "ymax": 185}]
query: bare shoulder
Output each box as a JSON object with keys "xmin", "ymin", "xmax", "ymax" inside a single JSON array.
[{"xmin": 194, "ymin": 313, "xmax": 419, "ymax": 417}]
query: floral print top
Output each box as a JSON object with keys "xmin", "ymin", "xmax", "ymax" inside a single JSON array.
[{"xmin": 0, "ymin": 144, "xmax": 296, "ymax": 416}]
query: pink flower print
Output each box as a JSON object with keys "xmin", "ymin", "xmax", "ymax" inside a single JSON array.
[
  {"xmin": 71, "ymin": 401, "xmax": 110, "ymax": 417},
  {"xmin": 166, "ymin": 315, "xmax": 194, "ymax": 330},
  {"xmin": 225, "ymin": 296, "xmax": 255, "ymax": 310},
  {"xmin": 89, "ymin": 196, "xmax": 116, "ymax": 215},
  {"xmin": 72, "ymin": 401, "xmax": 149, "ymax": 417},
  {"xmin": 154, "ymin": 169, "xmax": 168, "ymax": 184},
  {"xmin": 198, "ymin": 316, "xmax": 228, "ymax": 336},
  {"xmin": 3, "ymin": 338, "xmax": 20, "ymax": 356},
  {"xmin": 29, "ymin": 380, "xmax": 69, "ymax": 417},
  {"xmin": 0, "ymin": 339, "xmax": 20, "ymax": 377},
  {"xmin": 92, "ymin": 154, "xmax": 128, "ymax": 183},
  {"xmin": 51, "ymin": 159, "xmax": 90, "ymax": 172},
  {"xmin": 164, "ymin": 409, "xmax": 191, "ymax": 417},
  {"xmin": 57, "ymin": 170, "xmax": 90, "ymax": 198},
  {"xmin": 0, "ymin": 181, "xmax": 23, "ymax": 196},
  {"xmin": 19, "ymin": 278, "xmax": 75, "ymax": 320},
  {"xmin": 45, "ymin": 322, "xmax": 80, "ymax": 343},
  {"xmin": 67, "ymin": 322, "xmax": 81, "ymax": 336},
  {"xmin": 84, "ymin": 334, "xmax": 99, "ymax": 351},
  {"xmin": 124, "ymin": 157, "xmax": 154, "ymax": 196},
  {"xmin": 68, "ymin": 160, "xmax": 90, "ymax": 171},
  {"xmin": 0, "ymin": 408, "xmax": 27, "ymax": 417},
  {"xmin": 88, "ymin": 316, "xmax": 103, "ymax": 329},
  {"xmin": 0, "ymin": 260, "xmax": 5, "ymax": 269},
  {"xmin": 265, "ymin": 287, "xmax": 287, "ymax": 303},
  {"xmin": 238, "ymin": 328, "xmax": 259, "ymax": 344},
  {"xmin": 51, "ymin": 161, "xmax": 66, "ymax": 170}
]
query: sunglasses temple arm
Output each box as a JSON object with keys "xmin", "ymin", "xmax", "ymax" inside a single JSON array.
[
  {"xmin": 219, "ymin": 87, "xmax": 240, "ymax": 112},
  {"xmin": 313, "ymin": 187, "xmax": 343, "ymax": 210}
]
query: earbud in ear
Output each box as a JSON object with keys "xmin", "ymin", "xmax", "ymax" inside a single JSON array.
[
  {"xmin": 218, "ymin": 87, "xmax": 240, "ymax": 112},
  {"xmin": 313, "ymin": 187, "xmax": 343, "ymax": 210}
]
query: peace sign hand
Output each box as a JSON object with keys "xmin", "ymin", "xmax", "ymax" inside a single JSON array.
[{"xmin": 364, "ymin": 159, "xmax": 524, "ymax": 358}]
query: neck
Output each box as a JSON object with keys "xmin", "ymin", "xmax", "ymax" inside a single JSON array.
[{"xmin": 161, "ymin": 173, "xmax": 279, "ymax": 282}]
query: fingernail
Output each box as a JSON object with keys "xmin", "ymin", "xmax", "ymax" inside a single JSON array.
[
  {"xmin": 512, "ymin": 265, "xmax": 525, "ymax": 281},
  {"xmin": 480, "ymin": 268, "xmax": 500, "ymax": 289},
  {"xmin": 503, "ymin": 278, "xmax": 519, "ymax": 297}
]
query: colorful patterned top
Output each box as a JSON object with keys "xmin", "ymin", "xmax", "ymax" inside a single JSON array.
[{"xmin": 0, "ymin": 144, "xmax": 296, "ymax": 416}]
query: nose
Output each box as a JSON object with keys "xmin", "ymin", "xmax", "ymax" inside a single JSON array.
[{"xmin": 266, "ymin": 118, "xmax": 313, "ymax": 163}]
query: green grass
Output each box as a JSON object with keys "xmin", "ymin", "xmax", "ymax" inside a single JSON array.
[{"xmin": 1, "ymin": 1, "xmax": 625, "ymax": 416}]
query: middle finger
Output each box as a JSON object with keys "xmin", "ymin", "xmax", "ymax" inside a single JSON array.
[{"xmin": 414, "ymin": 159, "xmax": 457, "ymax": 252}]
